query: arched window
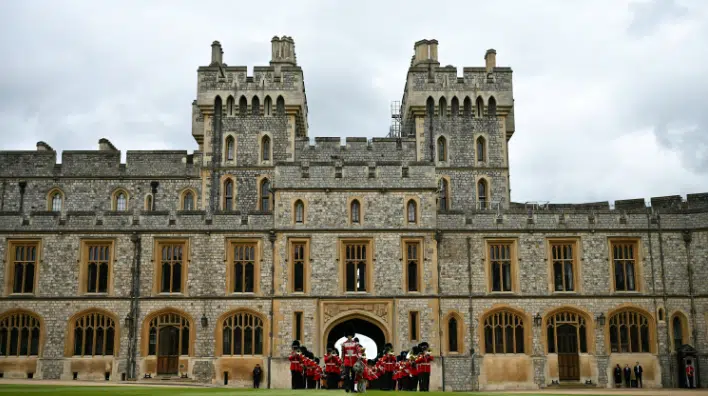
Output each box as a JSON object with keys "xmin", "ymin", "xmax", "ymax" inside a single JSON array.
[
  {"xmin": 476, "ymin": 136, "xmax": 486, "ymax": 162},
  {"xmin": 488, "ymin": 96, "xmax": 497, "ymax": 117},
  {"xmin": 223, "ymin": 179, "xmax": 234, "ymax": 211},
  {"xmin": 477, "ymin": 179, "xmax": 488, "ymax": 209},
  {"xmin": 226, "ymin": 96, "xmax": 234, "ymax": 116},
  {"xmin": 476, "ymin": 96, "xmax": 484, "ymax": 117},
  {"xmin": 182, "ymin": 191, "xmax": 195, "ymax": 211},
  {"xmin": 70, "ymin": 311, "xmax": 116, "ymax": 357},
  {"xmin": 221, "ymin": 311, "xmax": 264, "ymax": 356},
  {"xmin": 407, "ymin": 200, "xmax": 417, "ymax": 224},
  {"xmin": 294, "ymin": 200, "xmax": 305, "ymax": 223},
  {"xmin": 463, "ymin": 96, "xmax": 472, "ymax": 117},
  {"xmin": 251, "ymin": 96, "xmax": 260, "ymax": 116},
  {"xmin": 426, "ymin": 97, "xmax": 435, "ymax": 117},
  {"xmin": 447, "ymin": 315, "xmax": 461, "ymax": 353},
  {"xmin": 49, "ymin": 190, "xmax": 63, "ymax": 212},
  {"xmin": 0, "ymin": 311, "xmax": 41, "ymax": 357},
  {"xmin": 658, "ymin": 308, "xmax": 665, "ymax": 321},
  {"xmin": 264, "ymin": 96, "xmax": 272, "ymax": 116},
  {"xmin": 438, "ymin": 178, "xmax": 449, "ymax": 211},
  {"xmin": 437, "ymin": 136, "xmax": 447, "ymax": 162},
  {"xmin": 113, "ymin": 190, "xmax": 128, "ymax": 211},
  {"xmin": 608, "ymin": 309, "xmax": 651, "ymax": 353},
  {"xmin": 350, "ymin": 199, "xmax": 361, "ymax": 224},
  {"xmin": 146, "ymin": 311, "xmax": 190, "ymax": 356},
  {"xmin": 276, "ymin": 96, "xmax": 285, "ymax": 116},
  {"xmin": 483, "ymin": 310, "xmax": 525, "ymax": 354},
  {"xmin": 671, "ymin": 314, "xmax": 687, "ymax": 351},
  {"xmin": 261, "ymin": 135, "xmax": 271, "ymax": 162},
  {"xmin": 225, "ymin": 136, "xmax": 235, "ymax": 161},
  {"xmin": 144, "ymin": 194, "xmax": 153, "ymax": 211},
  {"xmin": 546, "ymin": 310, "xmax": 588, "ymax": 354},
  {"xmin": 260, "ymin": 178, "xmax": 271, "ymax": 212},
  {"xmin": 439, "ymin": 97, "xmax": 447, "ymax": 118},
  {"xmin": 239, "ymin": 96, "xmax": 247, "ymax": 116},
  {"xmin": 450, "ymin": 97, "xmax": 459, "ymax": 118}
]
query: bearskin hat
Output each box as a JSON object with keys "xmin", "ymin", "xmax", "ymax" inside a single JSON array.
[
  {"xmin": 314, "ymin": 357, "xmax": 320, "ymax": 364},
  {"xmin": 300, "ymin": 346, "xmax": 309, "ymax": 355},
  {"xmin": 332, "ymin": 349, "xmax": 339, "ymax": 356},
  {"xmin": 292, "ymin": 340, "xmax": 300, "ymax": 348},
  {"xmin": 411, "ymin": 346, "xmax": 420, "ymax": 355},
  {"xmin": 354, "ymin": 337, "xmax": 360, "ymax": 343},
  {"xmin": 345, "ymin": 324, "xmax": 356, "ymax": 337},
  {"xmin": 419, "ymin": 341, "xmax": 429, "ymax": 350},
  {"xmin": 384, "ymin": 342, "xmax": 393, "ymax": 351}
]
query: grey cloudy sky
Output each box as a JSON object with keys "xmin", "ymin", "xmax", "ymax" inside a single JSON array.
[{"xmin": 1, "ymin": 0, "xmax": 706, "ymax": 204}]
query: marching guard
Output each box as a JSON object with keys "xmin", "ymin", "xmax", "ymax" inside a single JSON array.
[
  {"xmin": 290, "ymin": 341, "xmax": 303, "ymax": 389},
  {"xmin": 341, "ymin": 326, "xmax": 359, "ymax": 392},
  {"xmin": 416, "ymin": 342, "xmax": 433, "ymax": 391}
]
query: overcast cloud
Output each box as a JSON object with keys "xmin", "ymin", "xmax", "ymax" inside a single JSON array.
[{"xmin": 0, "ymin": 0, "xmax": 706, "ymax": 204}]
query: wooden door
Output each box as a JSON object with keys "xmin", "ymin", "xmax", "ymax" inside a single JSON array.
[
  {"xmin": 157, "ymin": 326, "xmax": 179, "ymax": 375},
  {"xmin": 557, "ymin": 324, "xmax": 580, "ymax": 381}
]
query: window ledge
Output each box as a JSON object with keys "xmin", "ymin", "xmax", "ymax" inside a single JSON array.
[
  {"xmin": 83, "ymin": 292, "xmax": 109, "ymax": 296},
  {"xmin": 158, "ymin": 292, "xmax": 185, "ymax": 296},
  {"xmin": 345, "ymin": 291, "xmax": 369, "ymax": 294},
  {"xmin": 488, "ymin": 291, "xmax": 516, "ymax": 295},
  {"xmin": 552, "ymin": 291, "xmax": 578, "ymax": 294},
  {"xmin": 230, "ymin": 292, "xmax": 256, "ymax": 295},
  {"xmin": 7, "ymin": 293, "xmax": 36, "ymax": 297}
]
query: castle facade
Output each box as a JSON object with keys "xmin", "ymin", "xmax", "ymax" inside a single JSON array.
[{"xmin": 0, "ymin": 36, "xmax": 706, "ymax": 390}]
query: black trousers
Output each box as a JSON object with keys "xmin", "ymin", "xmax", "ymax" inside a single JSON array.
[
  {"xmin": 636, "ymin": 374, "xmax": 642, "ymax": 388},
  {"xmin": 253, "ymin": 379, "xmax": 260, "ymax": 388},
  {"xmin": 419, "ymin": 373, "xmax": 430, "ymax": 391},
  {"xmin": 410, "ymin": 375, "xmax": 419, "ymax": 391},
  {"xmin": 344, "ymin": 366, "xmax": 355, "ymax": 392},
  {"xmin": 291, "ymin": 371, "xmax": 303, "ymax": 389},
  {"xmin": 326, "ymin": 372, "xmax": 337, "ymax": 389}
]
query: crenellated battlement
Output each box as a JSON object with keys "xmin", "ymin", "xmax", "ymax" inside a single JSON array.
[
  {"xmin": 294, "ymin": 137, "xmax": 418, "ymax": 162},
  {"xmin": 0, "ymin": 139, "xmax": 201, "ymax": 179},
  {"xmin": 502, "ymin": 192, "xmax": 708, "ymax": 214}
]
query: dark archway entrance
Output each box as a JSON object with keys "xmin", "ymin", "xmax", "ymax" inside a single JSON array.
[{"xmin": 326, "ymin": 318, "xmax": 386, "ymax": 357}]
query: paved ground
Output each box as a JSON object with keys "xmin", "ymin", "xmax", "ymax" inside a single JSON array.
[{"xmin": 0, "ymin": 379, "xmax": 706, "ymax": 394}]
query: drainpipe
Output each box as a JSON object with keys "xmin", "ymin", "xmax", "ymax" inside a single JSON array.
[
  {"xmin": 127, "ymin": 233, "xmax": 141, "ymax": 380},
  {"xmin": 656, "ymin": 214, "xmax": 673, "ymax": 387},
  {"xmin": 682, "ymin": 230, "xmax": 698, "ymax": 345},
  {"xmin": 466, "ymin": 237, "xmax": 475, "ymax": 391},
  {"xmin": 434, "ymin": 230, "xmax": 444, "ymax": 391},
  {"xmin": 268, "ymin": 230, "xmax": 277, "ymax": 389}
]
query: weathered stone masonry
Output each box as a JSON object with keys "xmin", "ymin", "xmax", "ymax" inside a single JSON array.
[{"xmin": 0, "ymin": 36, "xmax": 707, "ymax": 390}]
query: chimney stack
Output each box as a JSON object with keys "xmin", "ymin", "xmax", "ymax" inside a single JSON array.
[
  {"xmin": 36, "ymin": 141, "xmax": 53, "ymax": 151},
  {"xmin": 485, "ymin": 49, "xmax": 497, "ymax": 73},
  {"xmin": 412, "ymin": 39, "xmax": 439, "ymax": 66},
  {"xmin": 98, "ymin": 138, "xmax": 117, "ymax": 151},
  {"xmin": 211, "ymin": 40, "xmax": 223, "ymax": 66}
]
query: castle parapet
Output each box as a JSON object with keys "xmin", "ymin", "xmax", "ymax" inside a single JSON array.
[{"xmin": 295, "ymin": 137, "xmax": 417, "ymax": 162}]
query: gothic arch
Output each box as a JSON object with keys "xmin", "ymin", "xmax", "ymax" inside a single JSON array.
[
  {"xmin": 140, "ymin": 308, "xmax": 195, "ymax": 357},
  {"xmin": 443, "ymin": 311, "xmax": 464, "ymax": 354},
  {"xmin": 179, "ymin": 188, "xmax": 198, "ymax": 211},
  {"xmin": 64, "ymin": 308, "xmax": 120, "ymax": 357},
  {"xmin": 478, "ymin": 305, "xmax": 531, "ymax": 355},
  {"xmin": 214, "ymin": 308, "xmax": 269, "ymax": 357},
  {"xmin": 541, "ymin": 305, "xmax": 594, "ymax": 354},
  {"xmin": 323, "ymin": 311, "xmax": 391, "ymax": 354},
  {"xmin": 46, "ymin": 187, "xmax": 65, "ymax": 212},
  {"xmin": 0, "ymin": 309, "xmax": 44, "ymax": 357},
  {"xmin": 605, "ymin": 305, "xmax": 656, "ymax": 354},
  {"xmin": 111, "ymin": 188, "xmax": 130, "ymax": 211},
  {"xmin": 669, "ymin": 310, "xmax": 690, "ymax": 351}
]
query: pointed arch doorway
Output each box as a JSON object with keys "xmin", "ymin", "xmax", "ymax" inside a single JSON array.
[
  {"xmin": 546, "ymin": 310, "xmax": 590, "ymax": 381},
  {"xmin": 323, "ymin": 313, "xmax": 389, "ymax": 358}
]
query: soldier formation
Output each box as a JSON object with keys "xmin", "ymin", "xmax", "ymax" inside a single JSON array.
[{"xmin": 289, "ymin": 325, "xmax": 433, "ymax": 392}]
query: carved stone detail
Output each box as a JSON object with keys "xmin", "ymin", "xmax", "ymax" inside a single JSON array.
[{"xmin": 322, "ymin": 302, "xmax": 389, "ymax": 324}]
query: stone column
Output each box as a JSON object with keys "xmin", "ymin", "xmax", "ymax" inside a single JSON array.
[
  {"xmin": 595, "ymin": 316, "xmax": 609, "ymax": 387},
  {"xmin": 532, "ymin": 321, "xmax": 546, "ymax": 388}
]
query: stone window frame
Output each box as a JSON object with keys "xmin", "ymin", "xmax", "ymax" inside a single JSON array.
[
  {"xmin": 546, "ymin": 237, "xmax": 581, "ymax": 294},
  {"xmin": 436, "ymin": 135, "xmax": 448, "ymax": 163},
  {"xmin": 437, "ymin": 176, "xmax": 451, "ymax": 211},
  {"xmin": 0, "ymin": 309, "xmax": 44, "ymax": 357},
  {"xmin": 474, "ymin": 133, "xmax": 487, "ymax": 163},
  {"xmin": 152, "ymin": 238, "xmax": 190, "ymax": 296},
  {"xmin": 111, "ymin": 188, "xmax": 130, "ymax": 212},
  {"xmin": 257, "ymin": 175, "xmax": 273, "ymax": 213},
  {"xmin": 292, "ymin": 198, "xmax": 307, "ymax": 225},
  {"xmin": 443, "ymin": 311, "xmax": 464, "ymax": 355},
  {"xmin": 476, "ymin": 176, "xmax": 491, "ymax": 210},
  {"xmin": 542, "ymin": 306, "xmax": 594, "ymax": 355},
  {"xmin": 339, "ymin": 237, "xmax": 374, "ymax": 294},
  {"xmin": 263, "ymin": 95, "xmax": 273, "ymax": 117},
  {"xmin": 225, "ymin": 238, "xmax": 262, "ymax": 295},
  {"xmin": 4, "ymin": 239, "xmax": 41, "ymax": 296},
  {"xmin": 605, "ymin": 306, "xmax": 655, "ymax": 354},
  {"xmin": 479, "ymin": 305, "xmax": 531, "ymax": 355},
  {"xmin": 140, "ymin": 308, "xmax": 195, "ymax": 357},
  {"xmin": 78, "ymin": 239, "xmax": 115, "ymax": 295},
  {"xmin": 144, "ymin": 193, "xmax": 154, "ymax": 211},
  {"xmin": 657, "ymin": 306, "xmax": 665, "ymax": 322},
  {"xmin": 608, "ymin": 238, "xmax": 643, "ymax": 293},
  {"xmin": 238, "ymin": 95, "xmax": 248, "ymax": 116},
  {"xmin": 251, "ymin": 95, "xmax": 261, "ymax": 116},
  {"xmin": 670, "ymin": 310, "xmax": 690, "ymax": 352},
  {"xmin": 288, "ymin": 237, "xmax": 310, "ymax": 294},
  {"xmin": 488, "ymin": 96, "xmax": 497, "ymax": 117},
  {"xmin": 404, "ymin": 197, "xmax": 420, "ymax": 225},
  {"xmin": 223, "ymin": 133, "xmax": 237, "ymax": 163},
  {"xmin": 179, "ymin": 188, "xmax": 198, "ymax": 211},
  {"xmin": 475, "ymin": 96, "xmax": 485, "ymax": 118},
  {"xmin": 450, "ymin": 96, "xmax": 460, "ymax": 117},
  {"xmin": 293, "ymin": 311, "xmax": 304, "ymax": 343},
  {"xmin": 463, "ymin": 96, "xmax": 472, "ymax": 117},
  {"xmin": 226, "ymin": 95, "xmax": 235, "ymax": 116},
  {"xmin": 46, "ymin": 187, "xmax": 65, "ymax": 212},
  {"xmin": 484, "ymin": 238, "xmax": 519, "ymax": 294},
  {"xmin": 64, "ymin": 308, "xmax": 120, "ymax": 357},
  {"xmin": 347, "ymin": 197, "xmax": 364, "ymax": 226},
  {"xmin": 408, "ymin": 311, "xmax": 420, "ymax": 342},
  {"xmin": 214, "ymin": 309, "xmax": 269, "ymax": 357},
  {"xmin": 220, "ymin": 174, "xmax": 237, "ymax": 211},
  {"xmin": 259, "ymin": 132, "xmax": 273, "ymax": 165},
  {"xmin": 401, "ymin": 237, "xmax": 424, "ymax": 294}
]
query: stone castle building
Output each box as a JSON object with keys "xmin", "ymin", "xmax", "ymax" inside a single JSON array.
[{"xmin": 0, "ymin": 36, "xmax": 706, "ymax": 390}]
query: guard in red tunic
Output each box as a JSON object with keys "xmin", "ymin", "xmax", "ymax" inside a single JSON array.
[
  {"xmin": 341, "ymin": 326, "xmax": 359, "ymax": 393},
  {"xmin": 381, "ymin": 343, "xmax": 396, "ymax": 390},
  {"xmin": 416, "ymin": 342, "xmax": 433, "ymax": 391},
  {"xmin": 289, "ymin": 341, "xmax": 303, "ymax": 389},
  {"xmin": 332, "ymin": 349, "xmax": 343, "ymax": 389}
]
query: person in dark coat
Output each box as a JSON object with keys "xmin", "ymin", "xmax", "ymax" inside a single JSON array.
[
  {"xmin": 623, "ymin": 364, "xmax": 632, "ymax": 388},
  {"xmin": 613, "ymin": 364, "xmax": 622, "ymax": 387},
  {"xmin": 252, "ymin": 364, "xmax": 263, "ymax": 388},
  {"xmin": 634, "ymin": 362, "xmax": 643, "ymax": 388}
]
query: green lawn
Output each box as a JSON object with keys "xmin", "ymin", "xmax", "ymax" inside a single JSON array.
[{"xmin": 0, "ymin": 385, "xmax": 615, "ymax": 396}]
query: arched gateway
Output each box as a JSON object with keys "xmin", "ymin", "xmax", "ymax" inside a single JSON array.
[
  {"xmin": 321, "ymin": 302, "xmax": 392, "ymax": 357},
  {"xmin": 325, "ymin": 317, "xmax": 387, "ymax": 354}
]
